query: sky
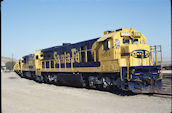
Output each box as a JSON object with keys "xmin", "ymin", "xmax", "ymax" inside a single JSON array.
[{"xmin": 1, "ymin": 0, "xmax": 171, "ymax": 61}]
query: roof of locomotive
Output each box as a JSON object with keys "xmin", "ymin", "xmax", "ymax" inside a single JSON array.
[
  {"xmin": 41, "ymin": 37, "xmax": 99, "ymax": 53},
  {"xmin": 22, "ymin": 54, "xmax": 34, "ymax": 59}
]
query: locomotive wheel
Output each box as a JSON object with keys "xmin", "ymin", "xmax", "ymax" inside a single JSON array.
[
  {"xmin": 43, "ymin": 75, "xmax": 48, "ymax": 83},
  {"xmin": 47, "ymin": 75, "xmax": 52, "ymax": 84},
  {"xmin": 38, "ymin": 76, "xmax": 43, "ymax": 83},
  {"xmin": 96, "ymin": 84, "xmax": 103, "ymax": 90},
  {"xmin": 54, "ymin": 77, "xmax": 61, "ymax": 86},
  {"xmin": 32, "ymin": 75, "xmax": 42, "ymax": 83},
  {"xmin": 43, "ymin": 75, "xmax": 52, "ymax": 84},
  {"xmin": 30, "ymin": 73, "xmax": 34, "ymax": 80},
  {"xmin": 33, "ymin": 75, "xmax": 37, "ymax": 82},
  {"xmin": 81, "ymin": 80, "xmax": 86, "ymax": 87}
]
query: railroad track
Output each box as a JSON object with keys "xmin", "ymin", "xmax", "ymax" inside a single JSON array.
[
  {"xmin": 152, "ymin": 72, "xmax": 171, "ymax": 98},
  {"xmin": 141, "ymin": 93, "xmax": 171, "ymax": 99},
  {"xmin": 140, "ymin": 72, "xmax": 172, "ymax": 98},
  {"xmin": 152, "ymin": 93, "xmax": 172, "ymax": 98}
]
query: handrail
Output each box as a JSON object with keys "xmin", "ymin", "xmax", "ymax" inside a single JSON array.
[
  {"xmin": 150, "ymin": 45, "xmax": 163, "ymax": 79},
  {"xmin": 120, "ymin": 67, "xmax": 123, "ymax": 81},
  {"xmin": 127, "ymin": 57, "xmax": 130, "ymax": 81}
]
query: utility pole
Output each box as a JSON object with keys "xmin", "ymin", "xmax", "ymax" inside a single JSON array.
[
  {"xmin": 0, "ymin": 0, "xmax": 3, "ymax": 30},
  {"xmin": 0, "ymin": 0, "xmax": 3, "ymax": 12},
  {"xmin": 12, "ymin": 53, "xmax": 13, "ymax": 71},
  {"xmin": 1, "ymin": 0, "xmax": 3, "ymax": 71}
]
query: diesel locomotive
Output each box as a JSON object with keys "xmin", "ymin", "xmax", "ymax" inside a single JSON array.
[{"xmin": 13, "ymin": 28, "xmax": 163, "ymax": 93}]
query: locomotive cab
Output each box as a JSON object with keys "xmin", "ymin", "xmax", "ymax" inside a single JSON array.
[
  {"xmin": 97, "ymin": 28, "xmax": 162, "ymax": 93},
  {"xmin": 96, "ymin": 28, "xmax": 152, "ymax": 70},
  {"xmin": 119, "ymin": 29, "xmax": 150, "ymax": 67},
  {"xmin": 118, "ymin": 29, "xmax": 162, "ymax": 93}
]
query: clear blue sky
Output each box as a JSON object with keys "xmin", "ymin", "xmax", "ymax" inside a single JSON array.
[{"xmin": 2, "ymin": 0, "xmax": 171, "ymax": 61}]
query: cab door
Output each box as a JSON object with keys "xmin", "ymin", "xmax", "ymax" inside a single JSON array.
[
  {"xmin": 120, "ymin": 37, "xmax": 130, "ymax": 67},
  {"xmin": 98, "ymin": 38, "xmax": 116, "ymax": 72}
]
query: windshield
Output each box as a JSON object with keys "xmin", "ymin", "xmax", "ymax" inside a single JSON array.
[
  {"xmin": 123, "ymin": 38, "xmax": 139, "ymax": 45},
  {"xmin": 123, "ymin": 38, "xmax": 129, "ymax": 44},
  {"xmin": 132, "ymin": 39, "xmax": 138, "ymax": 44}
]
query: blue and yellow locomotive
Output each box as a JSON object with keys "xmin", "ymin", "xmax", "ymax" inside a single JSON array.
[{"xmin": 13, "ymin": 28, "xmax": 163, "ymax": 93}]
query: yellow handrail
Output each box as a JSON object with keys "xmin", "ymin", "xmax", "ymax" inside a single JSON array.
[
  {"xmin": 120, "ymin": 67, "xmax": 123, "ymax": 81},
  {"xmin": 127, "ymin": 57, "xmax": 130, "ymax": 81}
]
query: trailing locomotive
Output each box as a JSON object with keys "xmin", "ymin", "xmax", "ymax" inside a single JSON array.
[{"xmin": 13, "ymin": 28, "xmax": 163, "ymax": 93}]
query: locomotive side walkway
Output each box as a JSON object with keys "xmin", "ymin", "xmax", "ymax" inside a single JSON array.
[{"xmin": 2, "ymin": 71, "xmax": 171, "ymax": 113}]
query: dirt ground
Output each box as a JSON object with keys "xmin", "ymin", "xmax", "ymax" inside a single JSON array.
[{"xmin": 1, "ymin": 71, "xmax": 171, "ymax": 113}]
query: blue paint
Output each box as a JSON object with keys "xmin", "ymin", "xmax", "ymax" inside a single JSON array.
[
  {"xmin": 41, "ymin": 38, "xmax": 101, "ymax": 68},
  {"xmin": 120, "ymin": 66, "xmax": 162, "ymax": 92},
  {"xmin": 131, "ymin": 49, "xmax": 149, "ymax": 58}
]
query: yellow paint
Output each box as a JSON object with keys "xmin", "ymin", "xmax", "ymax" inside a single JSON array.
[
  {"xmin": 13, "ymin": 62, "xmax": 20, "ymax": 72},
  {"xmin": 14, "ymin": 28, "xmax": 162, "ymax": 81},
  {"xmin": 134, "ymin": 79, "xmax": 142, "ymax": 82},
  {"xmin": 20, "ymin": 58, "xmax": 24, "ymax": 73},
  {"xmin": 34, "ymin": 50, "xmax": 43, "ymax": 76}
]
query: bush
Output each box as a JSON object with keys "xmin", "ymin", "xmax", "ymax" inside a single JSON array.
[
  {"xmin": 1, "ymin": 66, "xmax": 5, "ymax": 70},
  {"xmin": 5, "ymin": 61, "xmax": 16, "ymax": 70}
]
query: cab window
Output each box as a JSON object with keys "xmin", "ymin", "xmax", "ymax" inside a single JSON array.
[
  {"xmin": 123, "ymin": 38, "xmax": 129, "ymax": 44},
  {"xmin": 114, "ymin": 39, "xmax": 120, "ymax": 48},
  {"xmin": 103, "ymin": 40, "xmax": 110, "ymax": 50},
  {"xmin": 132, "ymin": 39, "xmax": 138, "ymax": 44}
]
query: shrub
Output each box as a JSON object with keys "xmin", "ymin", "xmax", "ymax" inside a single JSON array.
[{"xmin": 5, "ymin": 61, "xmax": 16, "ymax": 70}]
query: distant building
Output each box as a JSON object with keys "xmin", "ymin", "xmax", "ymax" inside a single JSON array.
[
  {"xmin": 1, "ymin": 62, "xmax": 6, "ymax": 70},
  {"xmin": 162, "ymin": 60, "xmax": 172, "ymax": 70}
]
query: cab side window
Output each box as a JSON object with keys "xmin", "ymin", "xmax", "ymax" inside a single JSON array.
[
  {"xmin": 114, "ymin": 39, "xmax": 120, "ymax": 48},
  {"xmin": 103, "ymin": 40, "xmax": 110, "ymax": 50}
]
